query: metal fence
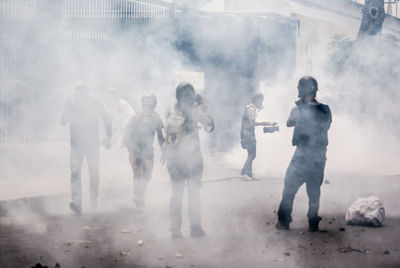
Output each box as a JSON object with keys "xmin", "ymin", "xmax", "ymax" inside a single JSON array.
[{"xmin": 63, "ymin": 0, "xmax": 169, "ymax": 19}]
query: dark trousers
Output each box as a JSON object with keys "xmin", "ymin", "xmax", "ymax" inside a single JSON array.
[
  {"xmin": 241, "ymin": 141, "xmax": 256, "ymax": 177},
  {"xmin": 167, "ymin": 159, "xmax": 203, "ymax": 233},
  {"xmin": 70, "ymin": 144, "xmax": 99, "ymax": 208},
  {"xmin": 129, "ymin": 151, "xmax": 154, "ymax": 206},
  {"xmin": 278, "ymin": 150, "xmax": 326, "ymax": 223}
]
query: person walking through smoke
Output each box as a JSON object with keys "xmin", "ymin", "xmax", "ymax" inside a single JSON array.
[
  {"xmin": 61, "ymin": 81, "xmax": 112, "ymax": 215},
  {"xmin": 276, "ymin": 76, "xmax": 332, "ymax": 232},
  {"xmin": 124, "ymin": 93, "xmax": 164, "ymax": 210},
  {"xmin": 164, "ymin": 82, "xmax": 214, "ymax": 238},
  {"xmin": 240, "ymin": 92, "xmax": 277, "ymax": 180}
]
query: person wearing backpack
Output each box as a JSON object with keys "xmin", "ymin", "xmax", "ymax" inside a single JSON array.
[
  {"xmin": 124, "ymin": 93, "xmax": 165, "ymax": 210},
  {"xmin": 276, "ymin": 76, "xmax": 332, "ymax": 232},
  {"xmin": 164, "ymin": 82, "xmax": 214, "ymax": 238}
]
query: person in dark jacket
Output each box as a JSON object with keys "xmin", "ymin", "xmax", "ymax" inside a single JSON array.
[
  {"xmin": 61, "ymin": 81, "xmax": 112, "ymax": 214},
  {"xmin": 276, "ymin": 76, "xmax": 332, "ymax": 232}
]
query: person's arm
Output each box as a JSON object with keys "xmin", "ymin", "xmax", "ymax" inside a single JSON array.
[
  {"xmin": 60, "ymin": 99, "xmax": 72, "ymax": 126},
  {"xmin": 326, "ymin": 106, "xmax": 332, "ymax": 130},
  {"xmin": 255, "ymin": 121, "xmax": 277, "ymax": 127},
  {"xmin": 287, "ymin": 107, "xmax": 299, "ymax": 127},
  {"xmin": 99, "ymin": 103, "xmax": 112, "ymax": 138},
  {"xmin": 156, "ymin": 117, "xmax": 165, "ymax": 148},
  {"xmin": 123, "ymin": 118, "xmax": 134, "ymax": 150},
  {"xmin": 98, "ymin": 102, "xmax": 112, "ymax": 149}
]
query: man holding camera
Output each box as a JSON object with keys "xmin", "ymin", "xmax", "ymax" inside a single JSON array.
[
  {"xmin": 276, "ymin": 76, "xmax": 332, "ymax": 232},
  {"xmin": 240, "ymin": 92, "xmax": 277, "ymax": 181}
]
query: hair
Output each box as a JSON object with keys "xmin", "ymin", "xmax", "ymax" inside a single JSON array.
[
  {"xmin": 176, "ymin": 82, "xmax": 195, "ymax": 102},
  {"xmin": 251, "ymin": 91, "xmax": 264, "ymax": 103},
  {"xmin": 297, "ymin": 76, "xmax": 318, "ymax": 94}
]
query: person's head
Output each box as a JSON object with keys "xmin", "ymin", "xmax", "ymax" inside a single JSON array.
[
  {"xmin": 251, "ymin": 91, "xmax": 264, "ymax": 109},
  {"xmin": 74, "ymin": 81, "xmax": 89, "ymax": 98},
  {"xmin": 297, "ymin": 76, "xmax": 318, "ymax": 101},
  {"xmin": 141, "ymin": 93, "xmax": 157, "ymax": 113},
  {"xmin": 176, "ymin": 82, "xmax": 196, "ymax": 108}
]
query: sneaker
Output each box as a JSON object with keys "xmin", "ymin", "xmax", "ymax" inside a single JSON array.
[
  {"xmin": 170, "ymin": 229, "xmax": 182, "ymax": 239},
  {"xmin": 190, "ymin": 227, "xmax": 206, "ymax": 237},
  {"xmin": 69, "ymin": 202, "xmax": 81, "ymax": 215},
  {"xmin": 242, "ymin": 175, "xmax": 252, "ymax": 181},
  {"xmin": 275, "ymin": 221, "xmax": 290, "ymax": 230},
  {"xmin": 309, "ymin": 216, "xmax": 322, "ymax": 232},
  {"xmin": 133, "ymin": 198, "xmax": 146, "ymax": 209}
]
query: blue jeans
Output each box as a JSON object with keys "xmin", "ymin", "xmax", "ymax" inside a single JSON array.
[
  {"xmin": 70, "ymin": 144, "xmax": 99, "ymax": 209},
  {"xmin": 278, "ymin": 148, "xmax": 326, "ymax": 223}
]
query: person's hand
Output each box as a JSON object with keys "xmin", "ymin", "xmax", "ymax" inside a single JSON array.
[
  {"xmin": 102, "ymin": 137, "xmax": 111, "ymax": 149},
  {"xmin": 160, "ymin": 152, "xmax": 166, "ymax": 165}
]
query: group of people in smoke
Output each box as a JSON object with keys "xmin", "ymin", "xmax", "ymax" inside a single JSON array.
[
  {"xmin": 61, "ymin": 82, "xmax": 213, "ymax": 237},
  {"xmin": 61, "ymin": 76, "xmax": 331, "ymax": 237}
]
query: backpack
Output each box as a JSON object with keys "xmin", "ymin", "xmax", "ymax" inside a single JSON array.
[{"xmin": 165, "ymin": 108, "xmax": 185, "ymax": 147}]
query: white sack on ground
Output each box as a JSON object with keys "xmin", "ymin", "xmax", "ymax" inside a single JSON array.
[{"xmin": 345, "ymin": 196, "xmax": 385, "ymax": 227}]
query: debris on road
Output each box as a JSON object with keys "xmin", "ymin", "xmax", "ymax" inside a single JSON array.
[
  {"xmin": 383, "ymin": 250, "xmax": 390, "ymax": 255},
  {"xmin": 345, "ymin": 196, "xmax": 385, "ymax": 227},
  {"xmin": 337, "ymin": 246, "xmax": 364, "ymax": 253},
  {"xmin": 120, "ymin": 251, "xmax": 130, "ymax": 256},
  {"xmin": 176, "ymin": 253, "xmax": 183, "ymax": 259},
  {"xmin": 339, "ymin": 227, "xmax": 346, "ymax": 231},
  {"xmin": 283, "ymin": 252, "xmax": 291, "ymax": 256},
  {"xmin": 138, "ymin": 240, "xmax": 144, "ymax": 247}
]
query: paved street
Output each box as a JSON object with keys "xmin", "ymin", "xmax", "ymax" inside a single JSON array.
[{"xmin": 1, "ymin": 153, "xmax": 399, "ymax": 268}]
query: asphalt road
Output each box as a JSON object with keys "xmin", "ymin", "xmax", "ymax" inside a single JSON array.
[{"xmin": 0, "ymin": 159, "xmax": 400, "ymax": 268}]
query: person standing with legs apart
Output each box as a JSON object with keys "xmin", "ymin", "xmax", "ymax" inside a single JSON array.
[
  {"xmin": 124, "ymin": 94, "xmax": 164, "ymax": 210},
  {"xmin": 276, "ymin": 76, "xmax": 332, "ymax": 232},
  {"xmin": 164, "ymin": 82, "xmax": 214, "ymax": 238},
  {"xmin": 240, "ymin": 92, "xmax": 277, "ymax": 180},
  {"xmin": 61, "ymin": 81, "xmax": 112, "ymax": 215}
]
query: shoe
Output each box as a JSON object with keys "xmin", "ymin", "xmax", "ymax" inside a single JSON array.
[
  {"xmin": 242, "ymin": 175, "xmax": 252, "ymax": 181},
  {"xmin": 275, "ymin": 221, "xmax": 290, "ymax": 230},
  {"xmin": 133, "ymin": 198, "xmax": 146, "ymax": 209},
  {"xmin": 250, "ymin": 176, "xmax": 260, "ymax": 181},
  {"xmin": 190, "ymin": 227, "xmax": 206, "ymax": 237},
  {"xmin": 170, "ymin": 229, "xmax": 182, "ymax": 239},
  {"xmin": 309, "ymin": 216, "xmax": 322, "ymax": 232},
  {"xmin": 69, "ymin": 202, "xmax": 81, "ymax": 215}
]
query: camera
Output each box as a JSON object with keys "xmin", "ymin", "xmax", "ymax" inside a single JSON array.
[{"xmin": 263, "ymin": 125, "xmax": 279, "ymax": 133}]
